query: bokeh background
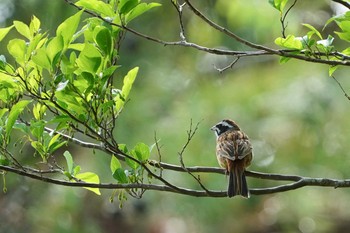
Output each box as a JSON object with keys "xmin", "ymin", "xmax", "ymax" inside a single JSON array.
[{"xmin": 1, "ymin": 0, "xmax": 350, "ymax": 232}]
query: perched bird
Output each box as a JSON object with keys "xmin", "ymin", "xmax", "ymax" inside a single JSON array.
[{"xmin": 211, "ymin": 119, "xmax": 253, "ymax": 198}]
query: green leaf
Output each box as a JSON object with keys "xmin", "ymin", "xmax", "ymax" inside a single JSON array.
[
  {"xmin": 125, "ymin": 155, "xmax": 139, "ymax": 170},
  {"xmin": 0, "ymin": 25, "xmax": 14, "ymax": 42},
  {"xmin": 275, "ymin": 35, "xmax": 303, "ymax": 50},
  {"xmin": 125, "ymin": 3, "xmax": 161, "ymax": 23},
  {"xmin": 133, "ymin": 142, "xmax": 150, "ymax": 162},
  {"xmin": 6, "ymin": 100, "xmax": 32, "ymax": 141},
  {"xmin": 75, "ymin": 172, "xmax": 101, "ymax": 195},
  {"xmin": 118, "ymin": 144, "xmax": 129, "ymax": 153},
  {"xmin": 93, "ymin": 26, "xmax": 112, "ymax": 56},
  {"xmin": 335, "ymin": 31, "xmax": 350, "ymax": 42},
  {"xmin": 63, "ymin": 150, "xmax": 74, "ymax": 174},
  {"xmin": 7, "ymin": 39, "xmax": 27, "ymax": 65},
  {"xmin": 13, "ymin": 21, "xmax": 31, "ymax": 39},
  {"xmin": 76, "ymin": 43, "xmax": 102, "ymax": 74},
  {"xmin": 29, "ymin": 15, "xmax": 41, "ymax": 36},
  {"xmin": 302, "ymin": 23, "xmax": 322, "ymax": 40},
  {"xmin": 115, "ymin": 67, "xmax": 139, "ymax": 110},
  {"xmin": 29, "ymin": 119, "xmax": 45, "ymax": 138},
  {"xmin": 329, "ymin": 65, "xmax": 338, "ymax": 76},
  {"xmin": 76, "ymin": 0, "xmax": 114, "ymax": 16},
  {"xmin": 268, "ymin": 0, "xmax": 288, "ymax": 12},
  {"xmin": 119, "ymin": 0, "xmax": 139, "ymax": 14},
  {"xmin": 279, "ymin": 56, "xmax": 291, "ymax": 64},
  {"xmin": 32, "ymin": 48, "xmax": 51, "ymax": 70},
  {"xmin": 48, "ymin": 133, "xmax": 64, "ymax": 153},
  {"xmin": 113, "ymin": 168, "xmax": 128, "ymax": 183},
  {"xmin": 46, "ymin": 35, "xmax": 64, "ymax": 65},
  {"xmin": 110, "ymin": 156, "xmax": 122, "ymax": 174},
  {"xmin": 56, "ymin": 10, "xmax": 83, "ymax": 46}
]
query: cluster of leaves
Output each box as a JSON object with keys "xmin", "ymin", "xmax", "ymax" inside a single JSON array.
[
  {"xmin": 269, "ymin": 0, "xmax": 350, "ymax": 75},
  {"xmin": 0, "ymin": 0, "xmax": 160, "ymax": 195}
]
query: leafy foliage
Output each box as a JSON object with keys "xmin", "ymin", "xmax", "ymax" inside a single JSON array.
[{"xmin": 0, "ymin": 0, "xmax": 160, "ymax": 195}]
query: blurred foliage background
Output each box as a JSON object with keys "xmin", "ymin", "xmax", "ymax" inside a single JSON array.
[{"xmin": 1, "ymin": 0, "xmax": 350, "ymax": 232}]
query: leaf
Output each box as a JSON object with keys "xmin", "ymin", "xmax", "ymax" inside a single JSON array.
[
  {"xmin": 7, "ymin": 39, "xmax": 27, "ymax": 65},
  {"xmin": 133, "ymin": 142, "xmax": 150, "ymax": 162},
  {"xmin": 0, "ymin": 25, "xmax": 14, "ymax": 42},
  {"xmin": 6, "ymin": 100, "xmax": 32, "ymax": 141},
  {"xmin": 125, "ymin": 3, "xmax": 161, "ymax": 23},
  {"xmin": 76, "ymin": 0, "xmax": 114, "ymax": 16},
  {"xmin": 274, "ymin": 35, "xmax": 303, "ymax": 50},
  {"xmin": 110, "ymin": 156, "xmax": 122, "ymax": 174},
  {"xmin": 32, "ymin": 48, "xmax": 51, "ymax": 70},
  {"xmin": 13, "ymin": 21, "xmax": 31, "ymax": 39},
  {"xmin": 119, "ymin": 0, "xmax": 139, "ymax": 14},
  {"xmin": 115, "ymin": 67, "xmax": 139, "ymax": 110},
  {"xmin": 29, "ymin": 15, "xmax": 41, "ymax": 36},
  {"xmin": 56, "ymin": 10, "xmax": 83, "ymax": 46},
  {"xmin": 76, "ymin": 43, "xmax": 102, "ymax": 74},
  {"xmin": 329, "ymin": 65, "xmax": 338, "ymax": 76},
  {"xmin": 268, "ymin": 0, "xmax": 288, "ymax": 12},
  {"xmin": 93, "ymin": 26, "xmax": 112, "ymax": 56},
  {"xmin": 302, "ymin": 23, "xmax": 323, "ymax": 40},
  {"xmin": 75, "ymin": 172, "xmax": 101, "ymax": 195},
  {"xmin": 113, "ymin": 168, "xmax": 128, "ymax": 183},
  {"xmin": 46, "ymin": 35, "xmax": 64, "ymax": 65},
  {"xmin": 63, "ymin": 150, "xmax": 74, "ymax": 174}
]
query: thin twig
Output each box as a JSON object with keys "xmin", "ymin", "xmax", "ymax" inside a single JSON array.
[
  {"xmin": 332, "ymin": 75, "xmax": 350, "ymax": 100},
  {"xmin": 280, "ymin": 0, "xmax": 298, "ymax": 38},
  {"xmin": 214, "ymin": 57, "xmax": 240, "ymax": 73}
]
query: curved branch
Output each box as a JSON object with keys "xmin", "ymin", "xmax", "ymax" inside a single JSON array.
[{"xmin": 2, "ymin": 164, "xmax": 350, "ymax": 197}]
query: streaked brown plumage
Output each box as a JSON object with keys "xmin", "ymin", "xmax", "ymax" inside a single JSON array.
[{"xmin": 211, "ymin": 119, "xmax": 253, "ymax": 198}]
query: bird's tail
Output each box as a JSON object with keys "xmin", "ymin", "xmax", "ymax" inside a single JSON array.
[{"xmin": 228, "ymin": 163, "xmax": 249, "ymax": 198}]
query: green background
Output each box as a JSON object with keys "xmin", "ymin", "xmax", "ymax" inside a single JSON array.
[{"xmin": 1, "ymin": 0, "xmax": 350, "ymax": 232}]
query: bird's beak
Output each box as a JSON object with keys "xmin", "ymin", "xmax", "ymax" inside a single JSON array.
[{"xmin": 210, "ymin": 126, "xmax": 215, "ymax": 131}]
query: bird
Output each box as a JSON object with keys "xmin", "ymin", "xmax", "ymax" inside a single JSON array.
[{"xmin": 211, "ymin": 119, "xmax": 253, "ymax": 198}]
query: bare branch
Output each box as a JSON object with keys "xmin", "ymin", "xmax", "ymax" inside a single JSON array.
[
  {"xmin": 215, "ymin": 57, "xmax": 240, "ymax": 73},
  {"xmin": 280, "ymin": 0, "xmax": 298, "ymax": 38},
  {"xmin": 332, "ymin": 75, "xmax": 350, "ymax": 100},
  {"xmin": 2, "ymin": 164, "xmax": 350, "ymax": 197},
  {"xmin": 331, "ymin": 0, "xmax": 350, "ymax": 9}
]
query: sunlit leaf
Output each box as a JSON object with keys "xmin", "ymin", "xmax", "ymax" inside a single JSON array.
[
  {"xmin": 133, "ymin": 142, "xmax": 150, "ymax": 162},
  {"xmin": 75, "ymin": 172, "xmax": 101, "ymax": 195},
  {"xmin": 275, "ymin": 35, "xmax": 303, "ymax": 50},
  {"xmin": 125, "ymin": 3, "xmax": 161, "ymax": 23},
  {"xmin": 0, "ymin": 25, "xmax": 14, "ymax": 42},
  {"xmin": 302, "ymin": 23, "xmax": 323, "ymax": 40},
  {"xmin": 56, "ymin": 10, "xmax": 83, "ymax": 46},
  {"xmin": 13, "ymin": 21, "xmax": 31, "ymax": 39},
  {"xmin": 63, "ymin": 150, "xmax": 74, "ymax": 174},
  {"xmin": 5, "ymin": 100, "xmax": 32, "ymax": 141},
  {"xmin": 115, "ymin": 67, "xmax": 139, "ymax": 111}
]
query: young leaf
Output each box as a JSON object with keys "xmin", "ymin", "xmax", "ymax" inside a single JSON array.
[
  {"xmin": 126, "ymin": 3, "xmax": 161, "ymax": 23},
  {"xmin": 329, "ymin": 65, "xmax": 338, "ymax": 76},
  {"xmin": 75, "ymin": 172, "xmax": 101, "ymax": 195},
  {"xmin": 110, "ymin": 156, "xmax": 122, "ymax": 174},
  {"xmin": 275, "ymin": 35, "xmax": 303, "ymax": 50},
  {"xmin": 302, "ymin": 23, "xmax": 323, "ymax": 40},
  {"xmin": 56, "ymin": 10, "xmax": 83, "ymax": 47},
  {"xmin": 13, "ymin": 21, "xmax": 31, "ymax": 39},
  {"xmin": 63, "ymin": 150, "xmax": 74, "ymax": 174},
  {"xmin": 0, "ymin": 25, "xmax": 14, "ymax": 42},
  {"xmin": 32, "ymin": 48, "xmax": 51, "ymax": 70},
  {"xmin": 115, "ymin": 67, "xmax": 139, "ymax": 111},
  {"xmin": 7, "ymin": 39, "xmax": 27, "ymax": 65},
  {"xmin": 268, "ymin": 0, "xmax": 288, "ymax": 12},
  {"xmin": 93, "ymin": 26, "xmax": 112, "ymax": 56},
  {"xmin": 5, "ymin": 100, "xmax": 32, "ymax": 141},
  {"xmin": 133, "ymin": 142, "xmax": 150, "ymax": 162},
  {"xmin": 29, "ymin": 15, "xmax": 41, "ymax": 36},
  {"xmin": 76, "ymin": 0, "xmax": 114, "ymax": 16},
  {"xmin": 113, "ymin": 168, "xmax": 128, "ymax": 183}
]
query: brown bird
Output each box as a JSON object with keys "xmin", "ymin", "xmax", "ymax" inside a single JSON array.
[{"xmin": 211, "ymin": 119, "xmax": 253, "ymax": 198}]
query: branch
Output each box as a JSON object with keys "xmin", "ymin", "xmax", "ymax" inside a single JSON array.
[
  {"xmin": 1, "ymin": 164, "xmax": 350, "ymax": 197},
  {"xmin": 63, "ymin": 0, "xmax": 350, "ymax": 68},
  {"xmin": 331, "ymin": 0, "xmax": 350, "ymax": 9}
]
